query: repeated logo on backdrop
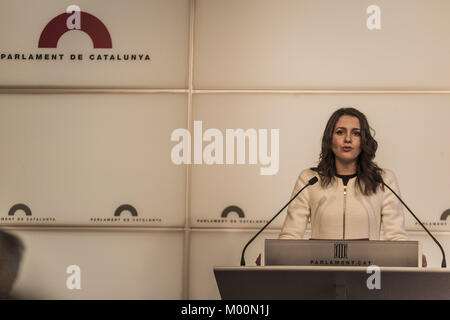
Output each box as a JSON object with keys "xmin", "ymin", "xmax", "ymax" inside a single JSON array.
[
  {"xmin": 39, "ymin": 6, "xmax": 112, "ymax": 49},
  {"xmin": 89, "ymin": 204, "xmax": 162, "ymax": 224},
  {"xmin": 0, "ymin": 203, "xmax": 56, "ymax": 223},
  {"xmin": 195, "ymin": 205, "xmax": 269, "ymax": 226},
  {"xmin": 411, "ymin": 209, "xmax": 449, "ymax": 231},
  {"xmin": 441, "ymin": 209, "xmax": 450, "ymax": 221},
  {"xmin": 0, "ymin": 5, "xmax": 150, "ymax": 63}
]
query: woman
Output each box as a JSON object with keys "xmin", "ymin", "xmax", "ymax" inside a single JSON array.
[{"xmin": 279, "ymin": 107, "xmax": 408, "ymax": 241}]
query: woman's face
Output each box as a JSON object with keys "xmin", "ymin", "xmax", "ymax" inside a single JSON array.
[{"xmin": 331, "ymin": 115, "xmax": 362, "ymax": 166}]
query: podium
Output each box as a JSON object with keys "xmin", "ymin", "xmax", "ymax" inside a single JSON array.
[
  {"xmin": 214, "ymin": 266, "xmax": 450, "ymax": 299},
  {"xmin": 264, "ymin": 239, "xmax": 420, "ymax": 267},
  {"xmin": 214, "ymin": 239, "xmax": 450, "ymax": 299}
]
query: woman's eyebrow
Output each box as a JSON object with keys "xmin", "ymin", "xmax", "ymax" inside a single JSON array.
[{"xmin": 335, "ymin": 127, "xmax": 360, "ymax": 130}]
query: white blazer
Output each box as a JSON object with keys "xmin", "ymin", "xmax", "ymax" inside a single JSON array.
[{"xmin": 279, "ymin": 168, "xmax": 408, "ymax": 240}]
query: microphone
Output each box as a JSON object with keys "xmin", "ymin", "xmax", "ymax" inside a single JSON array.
[
  {"xmin": 382, "ymin": 181, "xmax": 447, "ymax": 268},
  {"xmin": 240, "ymin": 176, "xmax": 319, "ymax": 266}
]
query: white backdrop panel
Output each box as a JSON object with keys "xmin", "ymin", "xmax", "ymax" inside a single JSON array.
[
  {"xmin": 191, "ymin": 94, "xmax": 450, "ymax": 231},
  {"xmin": 8, "ymin": 229, "xmax": 184, "ymax": 299},
  {"xmin": 189, "ymin": 230, "xmax": 281, "ymax": 300},
  {"xmin": 0, "ymin": 0, "xmax": 189, "ymax": 87},
  {"xmin": 195, "ymin": 0, "xmax": 450, "ymax": 89},
  {"xmin": 0, "ymin": 94, "xmax": 187, "ymax": 226}
]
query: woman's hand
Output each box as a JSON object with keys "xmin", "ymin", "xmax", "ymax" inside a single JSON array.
[
  {"xmin": 255, "ymin": 254, "xmax": 262, "ymax": 266},
  {"xmin": 422, "ymin": 254, "xmax": 427, "ymax": 267}
]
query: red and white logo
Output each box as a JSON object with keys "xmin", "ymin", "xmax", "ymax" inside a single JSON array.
[
  {"xmin": 1, "ymin": 5, "xmax": 150, "ymax": 62},
  {"xmin": 39, "ymin": 5, "xmax": 112, "ymax": 48}
]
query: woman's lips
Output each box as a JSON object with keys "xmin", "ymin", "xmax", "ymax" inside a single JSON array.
[{"xmin": 342, "ymin": 147, "xmax": 353, "ymax": 152}]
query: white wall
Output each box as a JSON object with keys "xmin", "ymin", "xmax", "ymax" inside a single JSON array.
[{"xmin": 1, "ymin": 0, "xmax": 449, "ymax": 299}]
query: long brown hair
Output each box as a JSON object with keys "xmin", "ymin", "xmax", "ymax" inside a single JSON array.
[{"xmin": 315, "ymin": 108, "xmax": 383, "ymax": 195}]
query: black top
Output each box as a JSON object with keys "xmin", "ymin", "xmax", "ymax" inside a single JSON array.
[{"xmin": 336, "ymin": 173, "xmax": 357, "ymax": 186}]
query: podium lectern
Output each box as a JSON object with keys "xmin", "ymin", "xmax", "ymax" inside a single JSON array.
[
  {"xmin": 214, "ymin": 266, "xmax": 450, "ymax": 300},
  {"xmin": 214, "ymin": 240, "xmax": 449, "ymax": 299}
]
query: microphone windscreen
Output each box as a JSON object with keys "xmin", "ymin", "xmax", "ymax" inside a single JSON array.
[{"xmin": 308, "ymin": 176, "xmax": 319, "ymax": 185}]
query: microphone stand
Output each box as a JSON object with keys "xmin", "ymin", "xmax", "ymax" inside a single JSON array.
[
  {"xmin": 383, "ymin": 182, "xmax": 447, "ymax": 268},
  {"xmin": 240, "ymin": 177, "xmax": 318, "ymax": 266}
]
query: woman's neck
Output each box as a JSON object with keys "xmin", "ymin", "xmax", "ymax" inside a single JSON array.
[{"xmin": 335, "ymin": 161, "xmax": 357, "ymax": 175}]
